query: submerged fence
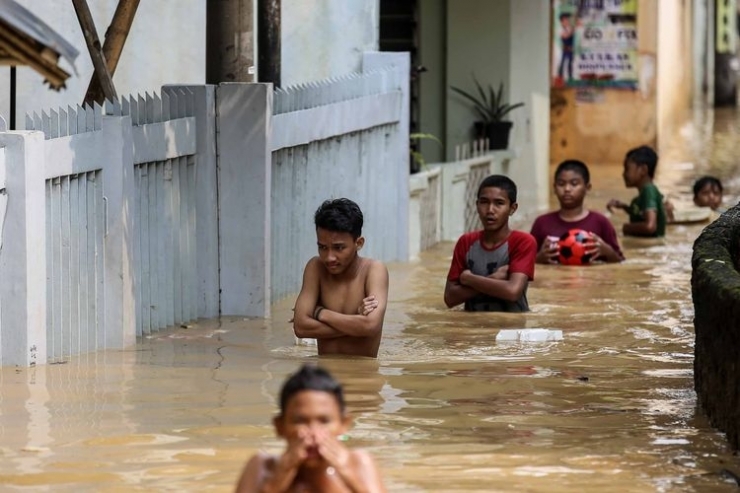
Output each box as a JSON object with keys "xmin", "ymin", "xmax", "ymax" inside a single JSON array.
[
  {"xmin": 0, "ymin": 52, "xmax": 410, "ymax": 366},
  {"xmin": 270, "ymin": 53, "xmax": 409, "ymax": 302}
]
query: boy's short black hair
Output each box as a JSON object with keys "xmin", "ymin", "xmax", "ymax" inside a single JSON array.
[
  {"xmin": 314, "ymin": 198, "xmax": 364, "ymax": 239},
  {"xmin": 477, "ymin": 175, "xmax": 518, "ymax": 203},
  {"xmin": 625, "ymin": 145, "xmax": 659, "ymax": 178},
  {"xmin": 555, "ymin": 159, "xmax": 590, "ymax": 184},
  {"xmin": 693, "ymin": 175, "xmax": 723, "ymax": 197},
  {"xmin": 559, "ymin": 13, "xmax": 572, "ymax": 21},
  {"xmin": 279, "ymin": 364, "xmax": 345, "ymax": 415}
]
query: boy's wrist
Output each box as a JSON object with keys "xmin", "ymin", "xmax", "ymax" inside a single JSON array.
[{"xmin": 313, "ymin": 306, "xmax": 325, "ymax": 320}]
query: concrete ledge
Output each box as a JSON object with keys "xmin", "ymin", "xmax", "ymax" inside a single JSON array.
[{"xmin": 691, "ymin": 204, "xmax": 740, "ymax": 451}]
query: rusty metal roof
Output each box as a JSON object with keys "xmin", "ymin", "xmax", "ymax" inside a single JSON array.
[{"xmin": 0, "ymin": 0, "xmax": 79, "ymax": 89}]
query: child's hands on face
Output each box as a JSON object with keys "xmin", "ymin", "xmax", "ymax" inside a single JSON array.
[
  {"xmin": 536, "ymin": 236, "xmax": 559, "ymax": 264},
  {"xmin": 314, "ymin": 428, "xmax": 351, "ymax": 473},
  {"xmin": 280, "ymin": 429, "xmax": 313, "ymax": 470},
  {"xmin": 606, "ymin": 199, "xmax": 627, "ymax": 213}
]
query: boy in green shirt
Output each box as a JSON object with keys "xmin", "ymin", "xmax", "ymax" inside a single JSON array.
[{"xmin": 606, "ymin": 145, "xmax": 666, "ymax": 237}]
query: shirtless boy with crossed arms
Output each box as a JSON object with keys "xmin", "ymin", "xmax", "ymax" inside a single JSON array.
[{"xmin": 292, "ymin": 199, "xmax": 389, "ymax": 358}]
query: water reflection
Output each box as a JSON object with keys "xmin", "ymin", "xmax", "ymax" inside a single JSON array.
[{"xmin": 2, "ymin": 110, "xmax": 740, "ymax": 491}]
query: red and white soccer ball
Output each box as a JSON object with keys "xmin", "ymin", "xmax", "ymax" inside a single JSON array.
[{"xmin": 558, "ymin": 229, "xmax": 593, "ymax": 266}]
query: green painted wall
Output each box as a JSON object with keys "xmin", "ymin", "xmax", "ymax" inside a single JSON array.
[
  {"xmin": 446, "ymin": 0, "xmax": 511, "ymax": 160},
  {"xmin": 418, "ymin": 0, "xmax": 447, "ymax": 164}
]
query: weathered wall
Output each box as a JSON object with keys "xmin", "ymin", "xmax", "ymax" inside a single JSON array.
[
  {"xmin": 418, "ymin": 0, "xmax": 446, "ymax": 164},
  {"xmin": 692, "ymin": 204, "xmax": 740, "ymax": 451},
  {"xmin": 281, "ymin": 0, "xmax": 379, "ymax": 86},
  {"xmin": 509, "ymin": 0, "xmax": 550, "ymax": 214},
  {"xmin": 550, "ymin": 0, "xmax": 658, "ymax": 165},
  {"xmin": 657, "ymin": 0, "xmax": 694, "ymax": 148},
  {"xmin": 0, "ymin": 0, "xmax": 206, "ymax": 128},
  {"xmin": 446, "ymin": 0, "xmax": 511, "ymax": 161}
]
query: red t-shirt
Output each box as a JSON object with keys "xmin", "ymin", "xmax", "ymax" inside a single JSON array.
[
  {"xmin": 447, "ymin": 230, "xmax": 536, "ymax": 312},
  {"xmin": 529, "ymin": 210, "xmax": 624, "ymax": 260}
]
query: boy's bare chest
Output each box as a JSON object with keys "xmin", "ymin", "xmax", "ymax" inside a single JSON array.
[{"xmin": 319, "ymin": 275, "xmax": 368, "ymax": 314}]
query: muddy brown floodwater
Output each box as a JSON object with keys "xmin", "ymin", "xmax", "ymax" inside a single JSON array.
[{"xmin": 2, "ymin": 109, "xmax": 740, "ymax": 492}]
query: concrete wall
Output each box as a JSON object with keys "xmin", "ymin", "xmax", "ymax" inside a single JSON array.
[
  {"xmin": 418, "ymin": 0, "xmax": 446, "ymax": 164},
  {"xmin": 446, "ymin": 0, "xmax": 511, "ymax": 161},
  {"xmin": 509, "ymin": 0, "xmax": 550, "ymax": 213},
  {"xmin": 0, "ymin": 0, "xmax": 206, "ymax": 128},
  {"xmin": 281, "ymin": 0, "xmax": 379, "ymax": 86},
  {"xmin": 550, "ymin": 0, "xmax": 658, "ymax": 165},
  {"xmin": 692, "ymin": 204, "xmax": 740, "ymax": 451},
  {"xmin": 657, "ymin": 0, "xmax": 694, "ymax": 146}
]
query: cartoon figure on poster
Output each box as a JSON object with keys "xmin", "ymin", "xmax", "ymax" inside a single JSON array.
[{"xmin": 552, "ymin": 0, "xmax": 638, "ymax": 89}]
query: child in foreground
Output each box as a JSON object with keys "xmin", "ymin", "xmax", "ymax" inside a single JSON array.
[
  {"xmin": 444, "ymin": 174, "xmax": 536, "ymax": 312},
  {"xmin": 530, "ymin": 159, "xmax": 624, "ymax": 264},
  {"xmin": 234, "ymin": 365, "xmax": 386, "ymax": 493},
  {"xmin": 607, "ymin": 145, "xmax": 666, "ymax": 237}
]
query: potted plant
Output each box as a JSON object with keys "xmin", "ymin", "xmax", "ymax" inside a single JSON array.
[{"xmin": 450, "ymin": 76, "xmax": 524, "ymax": 150}]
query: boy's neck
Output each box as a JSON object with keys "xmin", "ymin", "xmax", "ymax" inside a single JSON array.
[
  {"xmin": 558, "ymin": 205, "xmax": 588, "ymax": 221},
  {"xmin": 635, "ymin": 177, "xmax": 653, "ymax": 189},
  {"xmin": 482, "ymin": 226, "xmax": 511, "ymax": 246}
]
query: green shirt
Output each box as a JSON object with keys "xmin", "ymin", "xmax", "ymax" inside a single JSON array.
[{"xmin": 628, "ymin": 183, "xmax": 666, "ymax": 237}]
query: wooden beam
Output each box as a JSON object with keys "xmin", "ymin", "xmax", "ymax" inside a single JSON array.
[
  {"xmin": 0, "ymin": 29, "xmax": 69, "ymax": 88},
  {"xmin": 85, "ymin": 0, "xmax": 140, "ymax": 104},
  {"xmin": 72, "ymin": 0, "xmax": 118, "ymax": 104}
]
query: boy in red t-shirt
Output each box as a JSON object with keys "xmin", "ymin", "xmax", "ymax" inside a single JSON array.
[
  {"xmin": 444, "ymin": 175, "xmax": 536, "ymax": 312},
  {"xmin": 530, "ymin": 159, "xmax": 624, "ymax": 264}
]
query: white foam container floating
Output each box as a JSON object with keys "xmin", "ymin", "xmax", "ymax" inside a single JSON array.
[{"xmin": 496, "ymin": 328, "xmax": 563, "ymax": 343}]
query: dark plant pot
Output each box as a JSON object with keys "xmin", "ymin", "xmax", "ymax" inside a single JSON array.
[{"xmin": 474, "ymin": 121, "xmax": 513, "ymax": 150}]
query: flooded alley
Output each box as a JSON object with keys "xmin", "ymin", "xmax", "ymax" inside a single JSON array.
[{"xmin": 2, "ymin": 109, "xmax": 740, "ymax": 492}]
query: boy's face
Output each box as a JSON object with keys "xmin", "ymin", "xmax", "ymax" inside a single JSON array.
[
  {"xmin": 554, "ymin": 170, "xmax": 590, "ymax": 209},
  {"xmin": 622, "ymin": 159, "xmax": 645, "ymax": 187},
  {"xmin": 476, "ymin": 186, "xmax": 517, "ymax": 233},
  {"xmin": 316, "ymin": 228, "xmax": 364, "ymax": 275},
  {"xmin": 694, "ymin": 183, "xmax": 722, "ymax": 210},
  {"xmin": 274, "ymin": 390, "xmax": 350, "ymax": 466}
]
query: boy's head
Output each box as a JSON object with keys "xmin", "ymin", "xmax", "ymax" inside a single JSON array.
[
  {"xmin": 559, "ymin": 13, "xmax": 572, "ymax": 26},
  {"xmin": 476, "ymin": 175, "xmax": 518, "ymax": 232},
  {"xmin": 554, "ymin": 160, "xmax": 591, "ymax": 209},
  {"xmin": 693, "ymin": 175, "xmax": 723, "ymax": 210},
  {"xmin": 274, "ymin": 365, "xmax": 351, "ymax": 463},
  {"xmin": 314, "ymin": 198, "xmax": 365, "ymax": 274},
  {"xmin": 623, "ymin": 145, "xmax": 658, "ymax": 187}
]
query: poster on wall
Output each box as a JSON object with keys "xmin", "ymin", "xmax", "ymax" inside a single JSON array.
[{"xmin": 552, "ymin": 0, "xmax": 638, "ymax": 89}]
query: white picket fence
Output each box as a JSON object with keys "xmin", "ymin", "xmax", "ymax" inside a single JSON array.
[
  {"xmin": 0, "ymin": 52, "xmax": 411, "ymax": 366},
  {"xmin": 270, "ymin": 53, "xmax": 409, "ymax": 302}
]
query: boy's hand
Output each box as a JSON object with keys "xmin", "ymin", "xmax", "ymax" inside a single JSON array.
[
  {"xmin": 459, "ymin": 269, "xmax": 473, "ymax": 286},
  {"xmin": 314, "ymin": 428, "xmax": 352, "ymax": 479},
  {"xmin": 536, "ymin": 237, "xmax": 560, "ymax": 264},
  {"xmin": 488, "ymin": 265, "xmax": 509, "ymax": 280},
  {"xmin": 585, "ymin": 233, "xmax": 604, "ymax": 260},
  {"xmin": 277, "ymin": 429, "xmax": 311, "ymax": 473},
  {"xmin": 356, "ymin": 295, "xmax": 378, "ymax": 316},
  {"xmin": 607, "ymin": 199, "xmax": 627, "ymax": 213}
]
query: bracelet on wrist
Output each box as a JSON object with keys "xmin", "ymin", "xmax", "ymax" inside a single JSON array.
[{"xmin": 314, "ymin": 306, "xmax": 324, "ymax": 320}]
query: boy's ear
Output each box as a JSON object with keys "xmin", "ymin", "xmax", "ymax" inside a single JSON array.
[
  {"xmin": 355, "ymin": 236, "xmax": 365, "ymax": 250},
  {"xmin": 509, "ymin": 202, "xmax": 518, "ymax": 216},
  {"xmin": 273, "ymin": 415, "xmax": 285, "ymax": 438},
  {"xmin": 586, "ymin": 182, "xmax": 592, "ymax": 192},
  {"xmin": 340, "ymin": 413, "xmax": 354, "ymax": 433}
]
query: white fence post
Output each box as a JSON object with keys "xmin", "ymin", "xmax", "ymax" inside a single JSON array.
[
  {"xmin": 217, "ymin": 83, "xmax": 272, "ymax": 317},
  {"xmin": 0, "ymin": 131, "xmax": 47, "ymax": 366},
  {"xmin": 362, "ymin": 51, "xmax": 411, "ymax": 262},
  {"xmin": 101, "ymin": 116, "xmax": 136, "ymax": 348},
  {"xmin": 166, "ymin": 84, "xmax": 220, "ymax": 319}
]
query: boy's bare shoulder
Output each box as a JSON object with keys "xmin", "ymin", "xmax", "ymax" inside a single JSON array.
[{"xmin": 236, "ymin": 452, "xmax": 278, "ymax": 493}]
